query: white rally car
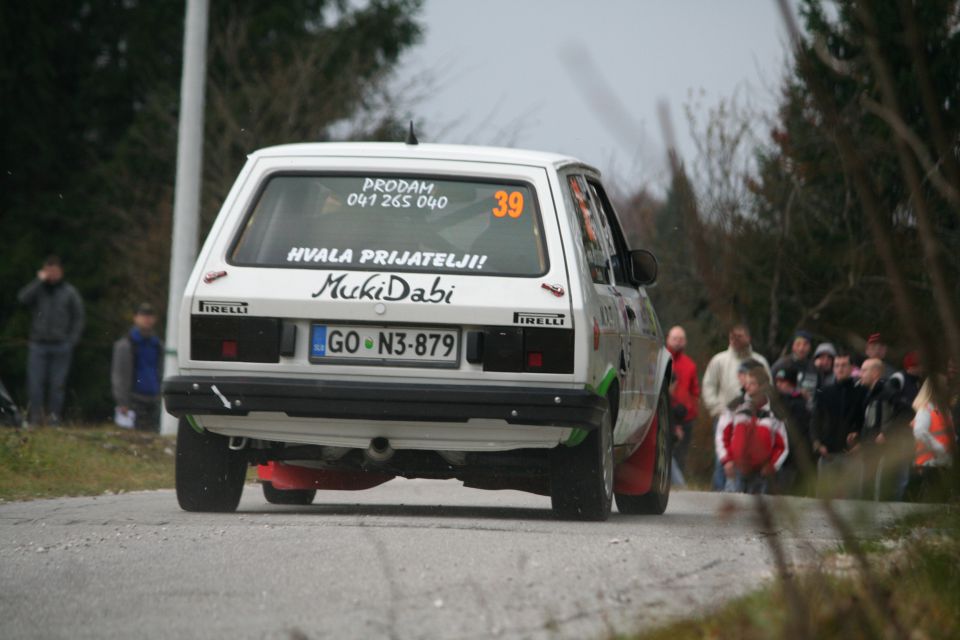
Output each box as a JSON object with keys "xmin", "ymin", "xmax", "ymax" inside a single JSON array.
[{"xmin": 163, "ymin": 141, "xmax": 672, "ymax": 520}]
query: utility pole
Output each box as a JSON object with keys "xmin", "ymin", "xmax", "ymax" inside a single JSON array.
[{"xmin": 161, "ymin": 0, "xmax": 209, "ymax": 436}]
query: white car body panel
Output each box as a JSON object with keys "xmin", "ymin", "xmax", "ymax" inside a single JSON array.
[{"xmin": 168, "ymin": 143, "xmax": 667, "ymax": 452}]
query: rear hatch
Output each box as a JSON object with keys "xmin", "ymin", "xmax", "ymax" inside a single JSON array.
[{"xmin": 180, "ymin": 155, "xmax": 576, "ymax": 385}]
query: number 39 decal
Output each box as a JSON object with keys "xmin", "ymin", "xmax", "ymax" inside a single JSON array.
[{"xmin": 492, "ymin": 190, "xmax": 524, "ymax": 219}]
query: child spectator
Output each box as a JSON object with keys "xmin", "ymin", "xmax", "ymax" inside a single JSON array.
[{"xmin": 716, "ymin": 367, "xmax": 789, "ymax": 494}]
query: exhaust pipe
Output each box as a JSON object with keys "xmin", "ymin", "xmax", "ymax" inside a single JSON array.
[{"xmin": 365, "ymin": 437, "xmax": 394, "ymax": 463}]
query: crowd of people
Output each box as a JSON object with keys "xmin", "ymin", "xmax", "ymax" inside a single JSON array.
[{"xmin": 667, "ymin": 323, "xmax": 957, "ymax": 502}]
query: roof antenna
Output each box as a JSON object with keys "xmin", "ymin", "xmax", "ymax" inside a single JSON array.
[{"xmin": 405, "ymin": 120, "xmax": 419, "ymax": 146}]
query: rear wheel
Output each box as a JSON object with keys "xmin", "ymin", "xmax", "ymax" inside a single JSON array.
[
  {"xmin": 615, "ymin": 386, "xmax": 671, "ymax": 515},
  {"xmin": 175, "ymin": 418, "xmax": 247, "ymax": 512},
  {"xmin": 262, "ymin": 481, "xmax": 316, "ymax": 505},
  {"xmin": 550, "ymin": 405, "xmax": 614, "ymax": 521}
]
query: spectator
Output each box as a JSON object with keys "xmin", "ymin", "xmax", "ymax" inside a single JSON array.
[
  {"xmin": 704, "ymin": 359, "xmax": 767, "ymax": 489},
  {"xmin": 906, "ymin": 377, "xmax": 955, "ymax": 502},
  {"xmin": 771, "ymin": 330, "xmax": 818, "ymax": 401},
  {"xmin": 666, "ymin": 325, "xmax": 700, "ymax": 477},
  {"xmin": 772, "ymin": 365, "xmax": 812, "ymax": 494},
  {"xmin": 0, "ymin": 376, "xmax": 23, "ymax": 428},
  {"xmin": 849, "ymin": 358, "xmax": 892, "ymax": 500},
  {"xmin": 726, "ymin": 359, "xmax": 766, "ymax": 409},
  {"xmin": 949, "ymin": 359, "xmax": 960, "ymax": 449},
  {"xmin": 702, "ymin": 324, "xmax": 770, "ymax": 490},
  {"xmin": 17, "ymin": 256, "xmax": 85, "ymax": 426},
  {"xmin": 811, "ymin": 352, "xmax": 865, "ymax": 497},
  {"xmin": 888, "ymin": 351, "xmax": 924, "ymax": 415},
  {"xmin": 702, "ymin": 324, "xmax": 770, "ymax": 418},
  {"xmin": 716, "ymin": 367, "xmax": 789, "ymax": 494},
  {"xmin": 667, "ymin": 373, "xmax": 688, "ymax": 487},
  {"xmin": 864, "ymin": 333, "xmax": 896, "ymax": 379},
  {"xmin": 813, "ymin": 342, "xmax": 837, "ymax": 391},
  {"xmin": 111, "ymin": 303, "xmax": 163, "ymax": 432},
  {"xmin": 877, "ymin": 351, "xmax": 925, "ymax": 500}
]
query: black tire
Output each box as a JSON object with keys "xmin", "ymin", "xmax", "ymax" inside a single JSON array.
[
  {"xmin": 550, "ymin": 404, "xmax": 614, "ymax": 521},
  {"xmin": 262, "ymin": 481, "xmax": 316, "ymax": 505},
  {"xmin": 175, "ymin": 418, "xmax": 247, "ymax": 512},
  {"xmin": 615, "ymin": 385, "xmax": 672, "ymax": 515}
]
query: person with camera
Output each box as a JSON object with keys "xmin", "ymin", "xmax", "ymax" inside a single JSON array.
[{"xmin": 17, "ymin": 256, "xmax": 85, "ymax": 426}]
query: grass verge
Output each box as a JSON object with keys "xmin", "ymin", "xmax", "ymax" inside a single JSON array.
[
  {"xmin": 0, "ymin": 425, "xmax": 176, "ymax": 502},
  {"xmin": 623, "ymin": 504, "xmax": 959, "ymax": 640}
]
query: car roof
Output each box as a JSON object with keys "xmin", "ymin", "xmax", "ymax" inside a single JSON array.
[{"xmin": 250, "ymin": 142, "xmax": 600, "ymax": 174}]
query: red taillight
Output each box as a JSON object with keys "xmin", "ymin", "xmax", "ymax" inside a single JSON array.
[
  {"xmin": 221, "ymin": 339, "xmax": 238, "ymax": 359},
  {"xmin": 593, "ymin": 318, "xmax": 600, "ymax": 351},
  {"xmin": 479, "ymin": 327, "xmax": 574, "ymax": 373}
]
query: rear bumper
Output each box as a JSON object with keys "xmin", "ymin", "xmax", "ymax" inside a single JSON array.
[{"xmin": 162, "ymin": 375, "xmax": 606, "ymax": 430}]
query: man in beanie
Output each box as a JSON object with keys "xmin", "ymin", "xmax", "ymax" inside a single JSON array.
[
  {"xmin": 813, "ymin": 342, "xmax": 837, "ymax": 391},
  {"xmin": 771, "ymin": 330, "xmax": 818, "ymax": 403},
  {"xmin": 111, "ymin": 303, "xmax": 164, "ymax": 431},
  {"xmin": 17, "ymin": 255, "xmax": 85, "ymax": 426},
  {"xmin": 864, "ymin": 333, "xmax": 896, "ymax": 379}
]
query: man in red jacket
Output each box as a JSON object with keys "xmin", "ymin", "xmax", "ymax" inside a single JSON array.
[{"xmin": 667, "ymin": 325, "xmax": 701, "ymax": 477}]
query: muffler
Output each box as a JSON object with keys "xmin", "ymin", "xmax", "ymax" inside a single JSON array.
[{"xmin": 365, "ymin": 437, "xmax": 394, "ymax": 463}]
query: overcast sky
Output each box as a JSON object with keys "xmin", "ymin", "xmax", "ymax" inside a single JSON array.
[{"xmin": 392, "ymin": 0, "xmax": 793, "ymax": 190}]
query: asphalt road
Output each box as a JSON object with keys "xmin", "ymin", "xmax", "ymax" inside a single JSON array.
[{"xmin": 0, "ymin": 481, "xmax": 921, "ymax": 640}]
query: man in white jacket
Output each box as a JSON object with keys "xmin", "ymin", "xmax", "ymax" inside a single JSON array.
[{"xmin": 701, "ymin": 324, "xmax": 771, "ymax": 489}]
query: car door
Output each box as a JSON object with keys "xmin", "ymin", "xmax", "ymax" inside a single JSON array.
[
  {"xmin": 586, "ymin": 177, "xmax": 660, "ymax": 443},
  {"xmin": 563, "ymin": 172, "xmax": 636, "ymax": 442}
]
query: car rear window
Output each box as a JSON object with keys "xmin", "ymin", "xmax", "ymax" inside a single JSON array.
[{"xmin": 230, "ymin": 174, "xmax": 548, "ymax": 276}]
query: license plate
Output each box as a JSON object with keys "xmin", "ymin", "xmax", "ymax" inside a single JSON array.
[{"xmin": 310, "ymin": 324, "xmax": 460, "ymax": 366}]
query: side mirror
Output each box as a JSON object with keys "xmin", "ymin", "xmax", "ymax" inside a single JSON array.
[{"xmin": 628, "ymin": 249, "xmax": 658, "ymax": 286}]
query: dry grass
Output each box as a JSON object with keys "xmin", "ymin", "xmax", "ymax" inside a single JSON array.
[
  {"xmin": 621, "ymin": 506, "xmax": 960, "ymax": 640},
  {"xmin": 0, "ymin": 425, "xmax": 176, "ymax": 501}
]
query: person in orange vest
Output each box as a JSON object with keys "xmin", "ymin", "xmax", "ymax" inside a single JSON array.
[{"xmin": 907, "ymin": 377, "xmax": 955, "ymax": 502}]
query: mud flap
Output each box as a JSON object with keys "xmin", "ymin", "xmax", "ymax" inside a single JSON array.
[
  {"xmin": 256, "ymin": 462, "xmax": 274, "ymax": 483},
  {"xmin": 260, "ymin": 461, "xmax": 393, "ymax": 491},
  {"xmin": 613, "ymin": 415, "xmax": 658, "ymax": 495}
]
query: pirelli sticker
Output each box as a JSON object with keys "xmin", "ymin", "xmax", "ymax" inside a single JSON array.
[
  {"xmin": 513, "ymin": 312, "xmax": 566, "ymax": 327},
  {"xmin": 197, "ymin": 300, "xmax": 249, "ymax": 315}
]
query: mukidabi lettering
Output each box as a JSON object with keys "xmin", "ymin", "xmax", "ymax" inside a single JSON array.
[{"xmin": 311, "ymin": 273, "xmax": 454, "ymax": 304}]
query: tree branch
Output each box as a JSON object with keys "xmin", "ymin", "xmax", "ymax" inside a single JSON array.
[{"xmin": 859, "ymin": 94, "xmax": 960, "ymax": 206}]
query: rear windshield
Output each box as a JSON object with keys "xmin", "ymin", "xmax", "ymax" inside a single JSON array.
[{"xmin": 230, "ymin": 174, "xmax": 548, "ymax": 276}]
